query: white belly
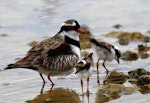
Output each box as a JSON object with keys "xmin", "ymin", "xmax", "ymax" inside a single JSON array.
[
  {"xmin": 96, "ymin": 48, "xmax": 115, "ymax": 61},
  {"xmin": 76, "ymin": 67, "xmax": 93, "ymax": 79}
]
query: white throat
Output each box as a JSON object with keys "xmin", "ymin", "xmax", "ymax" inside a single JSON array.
[
  {"xmin": 62, "ymin": 31, "xmax": 80, "ymax": 41},
  {"xmin": 62, "ymin": 31, "xmax": 81, "ymax": 59}
]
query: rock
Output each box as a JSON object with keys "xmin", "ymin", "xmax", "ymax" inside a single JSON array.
[
  {"xmin": 140, "ymin": 53, "xmax": 149, "ymax": 59},
  {"xmin": 117, "ymin": 31, "xmax": 150, "ymax": 44},
  {"xmin": 104, "ymin": 31, "xmax": 150, "ymax": 44},
  {"xmin": 96, "ymin": 83, "xmax": 138, "ymax": 103},
  {"xmin": 138, "ymin": 84, "xmax": 150, "ymax": 94},
  {"xmin": 95, "ymin": 89, "xmax": 110, "ymax": 103},
  {"xmin": 96, "ymin": 84, "xmax": 122, "ymax": 103},
  {"xmin": 117, "ymin": 32, "xmax": 142, "ymax": 41},
  {"xmin": 138, "ymin": 44, "xmax": 150, "ymax": 54},
  {"xmin": 121, "ymin": 50, "xmax": 139, "ymax": 61},
  {"xmin": 26, "ymin": 88, "xmax": 80, "ymax": 103},
  {"xmin": 104, "ymin": 71, "xmax": 128, "ymax": 84},
  {"xmin": 28, "ymin": 41, "xmax": 40, "ymax": 47},
  {"xmin": 79, "ymin": 30, "xmax": 92, "ymax": 49},
  {"xmin": 104, "ymin": 31, "xmax": 119, "ymax": 37},
  {"xmin": 137, "ymin": 75, "xmax": 150, "ymax": 86},
  {"xmin": 118, "ymin": 38, "xmax": 129, "ymax": 45},
  {"xmin": 123, "ymin": 86, "xmax": 139, "ymax": 94},
  {"xmin": 128, "ymin": 68, "xmax": 150, "ymax": 79},
  {"xmin": 128, "ymin": 79, "xmax": 137, "ymax": 84},
  {"xmin": 142, "ymin": 36, "xmax": 150, "ymax": 43},
  {"xmin": 0, "ymin": 33, "xmax": 9, "ymax": 37},
  {"xmin": 112, "ymin": 24, "xmax": 122, "ymax": 29}
]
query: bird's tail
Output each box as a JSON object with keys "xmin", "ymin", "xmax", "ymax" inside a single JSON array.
[{"xmin": 3, "ymin": 63, "xmax": 17, "ymax": 71}]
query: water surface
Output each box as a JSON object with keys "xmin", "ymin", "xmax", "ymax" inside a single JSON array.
[{"xmin": 0, "ymin": 0, "xmax": 150, "ymax": 103}]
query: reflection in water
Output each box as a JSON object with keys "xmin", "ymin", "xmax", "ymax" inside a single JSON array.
[
  {"xmin": 26, "ymin": 88, "xmax": 81, "ymax": 103},
  {"xmin": 81, "ymin": 93, "xmax": 90, "ymax": 103},
  {"xmin": 40, "ymin": 81, "xmax": 54, "ymax": 94}
]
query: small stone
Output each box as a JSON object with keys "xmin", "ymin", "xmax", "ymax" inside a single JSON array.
[
  {"xmin": 139, "ymin": 84, "xmax": 150, "ymax": 94},
  {"xmin": 113, "ymin": 24, "xmax": 122, "ymax": 29},
  {"xmin": 104, "ymin": 71, "xmax": 127, "ymax": 84},
  {"xmin": 0, "ymin": 33, "xmax": 9, "ymax": 37},
  {"xmin": 121, "ymin": 51, "xmax": 139, "ymax": 61},
  {"xmin": 128, "ymin": 68, "xmax": 149, "ymax": 79},
  {"xmin": 28, "ymin": 41, "xmax": 40, "ymax": 47},
  {"xmin": 118, "ymin": 38, "xmax": 129, "ymax": 45},
  {"xmin": 140, "ymin": 53, "xmax": 149, "ymax": 59},
  {"xmin": 137, "ymin": 75, "xmax": 150, "ymax": 86}
]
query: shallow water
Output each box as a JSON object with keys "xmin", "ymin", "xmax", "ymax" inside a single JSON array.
[{"xmin": 0, "ymin": 0, "xmax": 150, "ymax": 103}]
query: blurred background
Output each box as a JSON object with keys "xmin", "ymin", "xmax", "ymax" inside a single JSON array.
[{"xmin": 0, "ymin": 0, "xmax": 150, "ymax": 103}]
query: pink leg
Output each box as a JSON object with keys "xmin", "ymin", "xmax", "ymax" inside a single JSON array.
[
  {"xmin": 47, "ymin": 73, "xmax": 55, "ymax": 86},
  {"xmin": 81, "ymin": 79, "xmax": 84, "ymax": 95},
  {"xmin": 86, "ymin": 77, "xmax": 90, "ymax": 94},
  {"xmin": 102, "ymin": 59, "xmax": 109, "ymax": 75},
  {"xmin": 96, "ymin": 58, "xmax": 100, "ymax": 85}
]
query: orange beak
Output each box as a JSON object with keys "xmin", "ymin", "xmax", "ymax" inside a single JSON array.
[{"xmin": 77, "ymin": 28, "xmax": 85, "ymax": 34}]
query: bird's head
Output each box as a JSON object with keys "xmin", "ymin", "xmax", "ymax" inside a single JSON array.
[{"xmin": 60, "ymin": 19, "xmax": 84, "ymax": 34}]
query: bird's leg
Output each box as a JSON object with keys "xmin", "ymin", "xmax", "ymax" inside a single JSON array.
[
  {"xmin": 39, "ymin": 73, "xmax": 46, "ymax": 94},
  {"xmin": 102, "ymin": 59, "xmax": 109, "ymax": 75},
  {"xmin": 96, "ymin": 58, "xmax": 100, "ymax": 85},
  {"xmin": 39, "ymin": 73, "xmax": 46, "ymax": 84},
  {"xmin": 47, "ymin": 73, "xmax": 55, "ymax": 86},
  {"xmin": 81, "ymin": 79, "xmax": 84, "ymax": 95},
  {"xmin": 40, "ymin": 82, "xmax": 45, "ymax": 94},
  {"xmin": 86, "ymin": 77, "xmax": 90, "ymax": 95}
]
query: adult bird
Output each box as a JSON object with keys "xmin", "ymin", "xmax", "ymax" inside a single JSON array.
[
  {"xmin": 3, "ymin": 19, "xmax": 84, "ymax": 86},
  {"xmin": 75, "ymin": 53, "xmax": 94, "ymax": 95},
  {"xmin": 90, "ymin": 38, "xmax": 121, "ymax": 85}
]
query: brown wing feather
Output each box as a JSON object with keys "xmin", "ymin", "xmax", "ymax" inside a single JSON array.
[
  {"xmin": 48, "ymin": 43, "xmax": 71, "ymax": 56},
  {"xmin": 98, "ymin": 41, "xmax": 114, "ymax": 53},
  {"xmin": 12, "ymin": 34, "xmax": 65, "ymax": 68}
]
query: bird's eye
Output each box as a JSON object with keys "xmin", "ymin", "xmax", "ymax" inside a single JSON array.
[{"xmin": 68, "ymin": 26, "xmax": 74, "ymax": 30}]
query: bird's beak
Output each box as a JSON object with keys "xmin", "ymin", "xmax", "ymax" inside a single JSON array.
[
  {"xmin": 77, "ymin": 28, "xmax": 85, "ymax": 34},
  {"xmin": 75, "ymin": 68, "xmax": 80, "ymax": 74},
  {"xmin": 117, "ymin": 59, "xmax": 120, "ymax": 64}
]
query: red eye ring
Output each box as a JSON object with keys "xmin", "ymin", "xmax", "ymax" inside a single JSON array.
[{"xmin": 68, "ymin": 26, "xmax": 74, "ymax": 30}]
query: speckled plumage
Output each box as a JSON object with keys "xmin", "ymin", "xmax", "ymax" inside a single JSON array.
[
  {"xmin": 4, "ymin": 19, "xmax": 84, "ymax": 85},
  {"xmin": 90, "ymin": 38, "xmax": 121, "ymax": 85},
  {"xmin": 75, "ymin": 53, "xmax": 93, "ymax": 95}
]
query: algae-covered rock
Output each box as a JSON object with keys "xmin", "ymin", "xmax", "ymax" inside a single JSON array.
[
  {"xmin": 104, "ymin": 31, "xmax": 119, "ymax": 37},
  {"xmin": 138, "ymin": 44, "xmax": 150, "ymax": 54},
  {"xmin": 26, "ymin": 88, "xmax": 80, "ymax": 103},
  {"xmin": 96, "ymin": 83, "xmax": 138, "ymax": 103},
  {"xmin": 138, "ymin": 84, "xmax": 150, "ymax": 94},
  {"xmin": 137, "ymin": 75, "xmax": 150, "ymax": 86},
  {"xmin": 104, "ymin": 71, "xmax": 127, "ymax": 84},
  {"xmin": 104, "ymin": 31, "xmax": 150, "ymax": 45},
  {"xmin": 79, "ymin": 24, "xmax": 92, "ymax": 49},
  {"xmin": 28, "ymin": 41, "xmax": 40, "ymax": 47},
  {"xmin": 118, "ymin": 38, "xmax": 129, "ymax": 45},
  {"xmin": 128, "ymin": 68, "xmax": 150, "ymax": 79},
  {"xmin": 117, "ymin": 32, "xmax": 146, "ymax": 41},
  {"xmin": 123, "ymin": 86, "xmax": 139, "ymax": 94},
  {"xmin": 140, "ymin": 53, "xmax": 149, "ymax": 59},
  {"xmin": 112, "ymin": 24, "xmax": 122, "ymax": 29},
  {"xmin": 137, "ymin": 44, "xmax": 150, "ymax": 59},
  {"xmin": 95, "ymin": 89, "xmax": 110, "ymax": 103},
  {"xmin": 121, "ymin": 50, "xmax": 139, "ymax": 61},
  {"xmin": 96, "ymin": 84, "xmax": 122, "ymax": 103}
]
